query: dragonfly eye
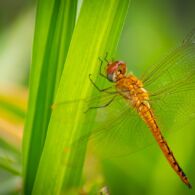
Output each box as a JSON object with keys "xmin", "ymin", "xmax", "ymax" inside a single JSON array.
[{"xmin": 106, "ymin": 61, "xmax": 126, "ymax": 82}]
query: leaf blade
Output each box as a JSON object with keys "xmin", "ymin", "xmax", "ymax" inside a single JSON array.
[{"xmin": 32, "ymin": 0, "xmax": 130, "ymax": 194}]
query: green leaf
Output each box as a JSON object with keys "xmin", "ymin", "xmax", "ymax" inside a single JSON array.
[
  {"xmin": 22, "ymin": 0, "xmax": 77, "ymax": 194},
  {"xmin": 32, "ymin": 0, "xmax": 130, "ymax": 194}
]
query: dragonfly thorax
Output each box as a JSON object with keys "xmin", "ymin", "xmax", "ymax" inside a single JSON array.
[{"xmin": 115, "ymin": 75, "xmax": 149, "ymax": 108}]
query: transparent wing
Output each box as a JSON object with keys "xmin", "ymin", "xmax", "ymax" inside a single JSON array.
[
  {"xmin": 141, "ymin": 29, "xmax": 195, "ymax": 134},
  {"xmin": 53, "ymin": 82, "xmax": 159, "ymax": 158},
  {"xmin": 71, "ymin": 94, "xmax": 156, "ymax": 159},
  {"xmin": 141, "ymin": 28, "xmax": 195, "ymax": 87}
]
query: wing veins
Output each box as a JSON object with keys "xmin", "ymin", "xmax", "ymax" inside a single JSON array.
[{"xmin": 142, "ymin": 44, "xmax": 195, "ymax": 86}]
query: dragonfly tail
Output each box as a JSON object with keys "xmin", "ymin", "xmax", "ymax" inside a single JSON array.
[{"xmin": 138, "ymin": 103, "xmax": 192, "ymax": 189}]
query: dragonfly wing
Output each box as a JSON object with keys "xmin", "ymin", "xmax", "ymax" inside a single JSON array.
[
  {"xmin": 183, "ymin": 27, "xmax": 195, "ymax": 45},
  {"xmin": 140, "ymin": 29, "xmax": 195, "ymax": 134},
  {"xmin": 74, "ymin": 95, "xmax": 155, "ymax": 158},
  {"xmin": 149, "ymin": 84, "xmax": 195, "ymax": 134},
  {"xmin": 54, "ymin": 87, "xmax": 155, "ymax": 158},
  {"xmin": 142, "ymin": 29, "xmax": 195, "ymax": 89}
]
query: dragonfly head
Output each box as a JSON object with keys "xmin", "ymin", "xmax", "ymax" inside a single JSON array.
[{"xmin": 106, "ymin": 61, "xmax": 126, "ymax": 82}]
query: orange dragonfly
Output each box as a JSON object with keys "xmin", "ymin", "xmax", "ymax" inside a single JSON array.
[{"xmin": 58, "ymin": 30, "xmax": 195, "ymax": 188}]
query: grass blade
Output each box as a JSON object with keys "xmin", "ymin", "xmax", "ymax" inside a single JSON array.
[
  {"xmin": 22, "ymin": 0, "xmax": 77, "ymax": 193},
  {"xmin": 32, "ymin": 0, "xmax": 130, "ymax": 194}
]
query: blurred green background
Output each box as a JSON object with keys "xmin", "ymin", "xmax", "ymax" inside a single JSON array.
[{"xmin": 0, "ymin": 0, "xmax": 195, "ymax": 194}]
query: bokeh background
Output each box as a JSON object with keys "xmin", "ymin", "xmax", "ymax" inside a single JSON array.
[
  {"xmin": 0, "ymin": 0, "xmax": 195, "ymax": 194},
  {"xmin": 0, "ymin": 0, "xmax": 34, "ymax": 194}
]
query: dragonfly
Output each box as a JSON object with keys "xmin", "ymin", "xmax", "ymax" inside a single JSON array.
[
  {"xmin": 87, "ymin": 30, "xmax": 195, "ymax": 188},
  {"xmin": 56, "ymin": 29, "xmax": 195, "ymax": 188}
]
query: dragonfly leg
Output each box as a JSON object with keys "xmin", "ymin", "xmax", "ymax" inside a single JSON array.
[
  {"xmin": 98, "ymin": 52, "xmax": 112, "ymax": 79},
  {"xmin": 104, "ymin": 52, "xmax": 109, "ymax": 63},
  {"xmin": 89, "ymin": 74, "xmax": 116, "ymax": 94},
  {"xmin": 84, "ymin": 95, "xmax": 116, "ymax": 113},
  {"xmin": 98, "ymin": 57, "xmax": 108, "ymax": 79}
]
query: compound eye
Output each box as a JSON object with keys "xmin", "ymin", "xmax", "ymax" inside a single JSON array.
[{"xmin": 106, "ymin": 61, "xmax": 126, "ymax": 82}]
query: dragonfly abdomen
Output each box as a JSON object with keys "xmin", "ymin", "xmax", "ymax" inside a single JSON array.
[{"xmin": 138, "ymin": 102, "xmax": 191, "ymax": 188}]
